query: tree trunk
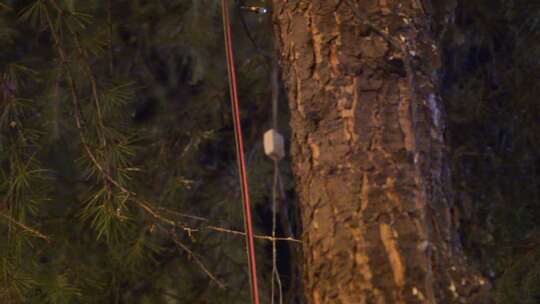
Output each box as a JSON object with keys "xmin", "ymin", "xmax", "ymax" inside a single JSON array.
[{"xmin": 271, "ymin": 1, "xmax": 488, "ymax": 303}]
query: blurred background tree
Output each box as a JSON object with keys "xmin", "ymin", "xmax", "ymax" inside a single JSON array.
[{"xmin": 438, "ymin": 0, "xmax": 540, "ymax": 302}]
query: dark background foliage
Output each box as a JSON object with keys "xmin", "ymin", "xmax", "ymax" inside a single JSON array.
[
  {"xmin": 1, "ymin": 0, "xmax": 539, "ymax": 303},
  {"xmin": 437, "ymin": 0, "xmax": 540, "ymax": 302}
]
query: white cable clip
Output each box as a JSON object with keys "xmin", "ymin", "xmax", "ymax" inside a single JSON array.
[{"xmin": 263, "ymin": 129, "xmax": 285, "ymax": 160}]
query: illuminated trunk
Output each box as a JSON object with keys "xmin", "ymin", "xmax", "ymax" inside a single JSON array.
[{"xmin": 271, "ymin": 1, "xmax": 488, "ymax": 302}]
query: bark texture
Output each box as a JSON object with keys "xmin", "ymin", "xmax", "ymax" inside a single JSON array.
[{"xmin": 271, "ymin": 1, "xmax": 488, "ymax": 303}]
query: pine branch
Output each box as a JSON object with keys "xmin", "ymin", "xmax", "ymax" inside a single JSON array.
[
  {"xmin": 71, "ymin": 32, "xmax": 106, "ymax": 145},
  {"xmin": 44, "ymin": 11, "xmax": 127, "ymax": 197},
  {"xmin": 0, "ymin": 212, "xmax": 49, "ymax": 242},
  {"xmin": 0, "ymin": 2, "xmax": 11, "ymax": 11}
]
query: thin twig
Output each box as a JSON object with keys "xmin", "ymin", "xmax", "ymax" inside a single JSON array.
[
  {"xmin": 51, "ymin": 68, "xmax": 62, "ymax": 140},
  {"xmin": 138, "ymin": 200, "xmax": 301, "ymax": 243},
  {"xmin": 136, "ymin": 200, "xmax": 177, "ymax": 226},
  {"xmin": 270, "ymin": 57, "xmax": 283, "ymax": 304},
  {"xmin": 163, "ymin": 225, "xmax": 226, "ymax": 289},
  {"xmin": 206, "ymin": 225, "xmax": 302, "ymax": 243},
  {"xmin": 1, "ymin": 213, "xmax": 49, "ymax": 242},
  {"xmin": 71, "ymin": 33, "xmax": 106, "ymax": 145},
  {"xmin": 156, "ymin": 207, "xmax": 209, "ymax": 222},
  {"xmin": 271, "ymin": 160, "xmax": 283, "ymax": 304}
]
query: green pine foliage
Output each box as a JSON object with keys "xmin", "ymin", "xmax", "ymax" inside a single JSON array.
[{"xmin": 1, "ymin": 0, "xmax": 288, "ymax": 303}]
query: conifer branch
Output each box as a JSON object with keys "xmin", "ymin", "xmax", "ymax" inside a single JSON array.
[
  {"xmin": 44, "ymin": 1, "xmax": 128, "ymax": 195},
  {"xmin": 71, "ymin": 33, "xmax": 106, "ymax": 144},
  {"xmin": 43, "ymin": 2, "xmax": 137, "ymax": 237},
  {"xmin": 0, "ymin": 3, "xmax": 11, "ymax": 12},
  {"xmin": 0, "ymin": 212, "xmax": 49, "ymax": 242}
]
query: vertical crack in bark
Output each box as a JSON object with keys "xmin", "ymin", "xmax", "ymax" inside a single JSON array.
[
  {"xmin": 309, "ymin": 5, "xmax": 323, "ymax": 82},
  {"xmin": 379, "ymin": 223, "xmax": 406, "ymax": 303}
]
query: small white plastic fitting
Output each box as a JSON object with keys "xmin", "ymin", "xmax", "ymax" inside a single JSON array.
[{"xmin": 263, "ymin": 129, "xmax": 285, "ymax": 160}]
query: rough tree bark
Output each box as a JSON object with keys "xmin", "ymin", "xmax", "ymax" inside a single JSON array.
[{"xmin": 271, "ymin": 1, "xmax": 488, "ymax": 303}]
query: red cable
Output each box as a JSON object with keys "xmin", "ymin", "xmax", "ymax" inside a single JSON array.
[{"xmin": 221, "ymin": 1, "xmax": 261, "ymax": 304}]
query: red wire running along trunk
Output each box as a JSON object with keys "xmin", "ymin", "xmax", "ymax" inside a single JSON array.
[{"xmin": 221, "ymin": 1, "xmax": 261, "ymax": 304}]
